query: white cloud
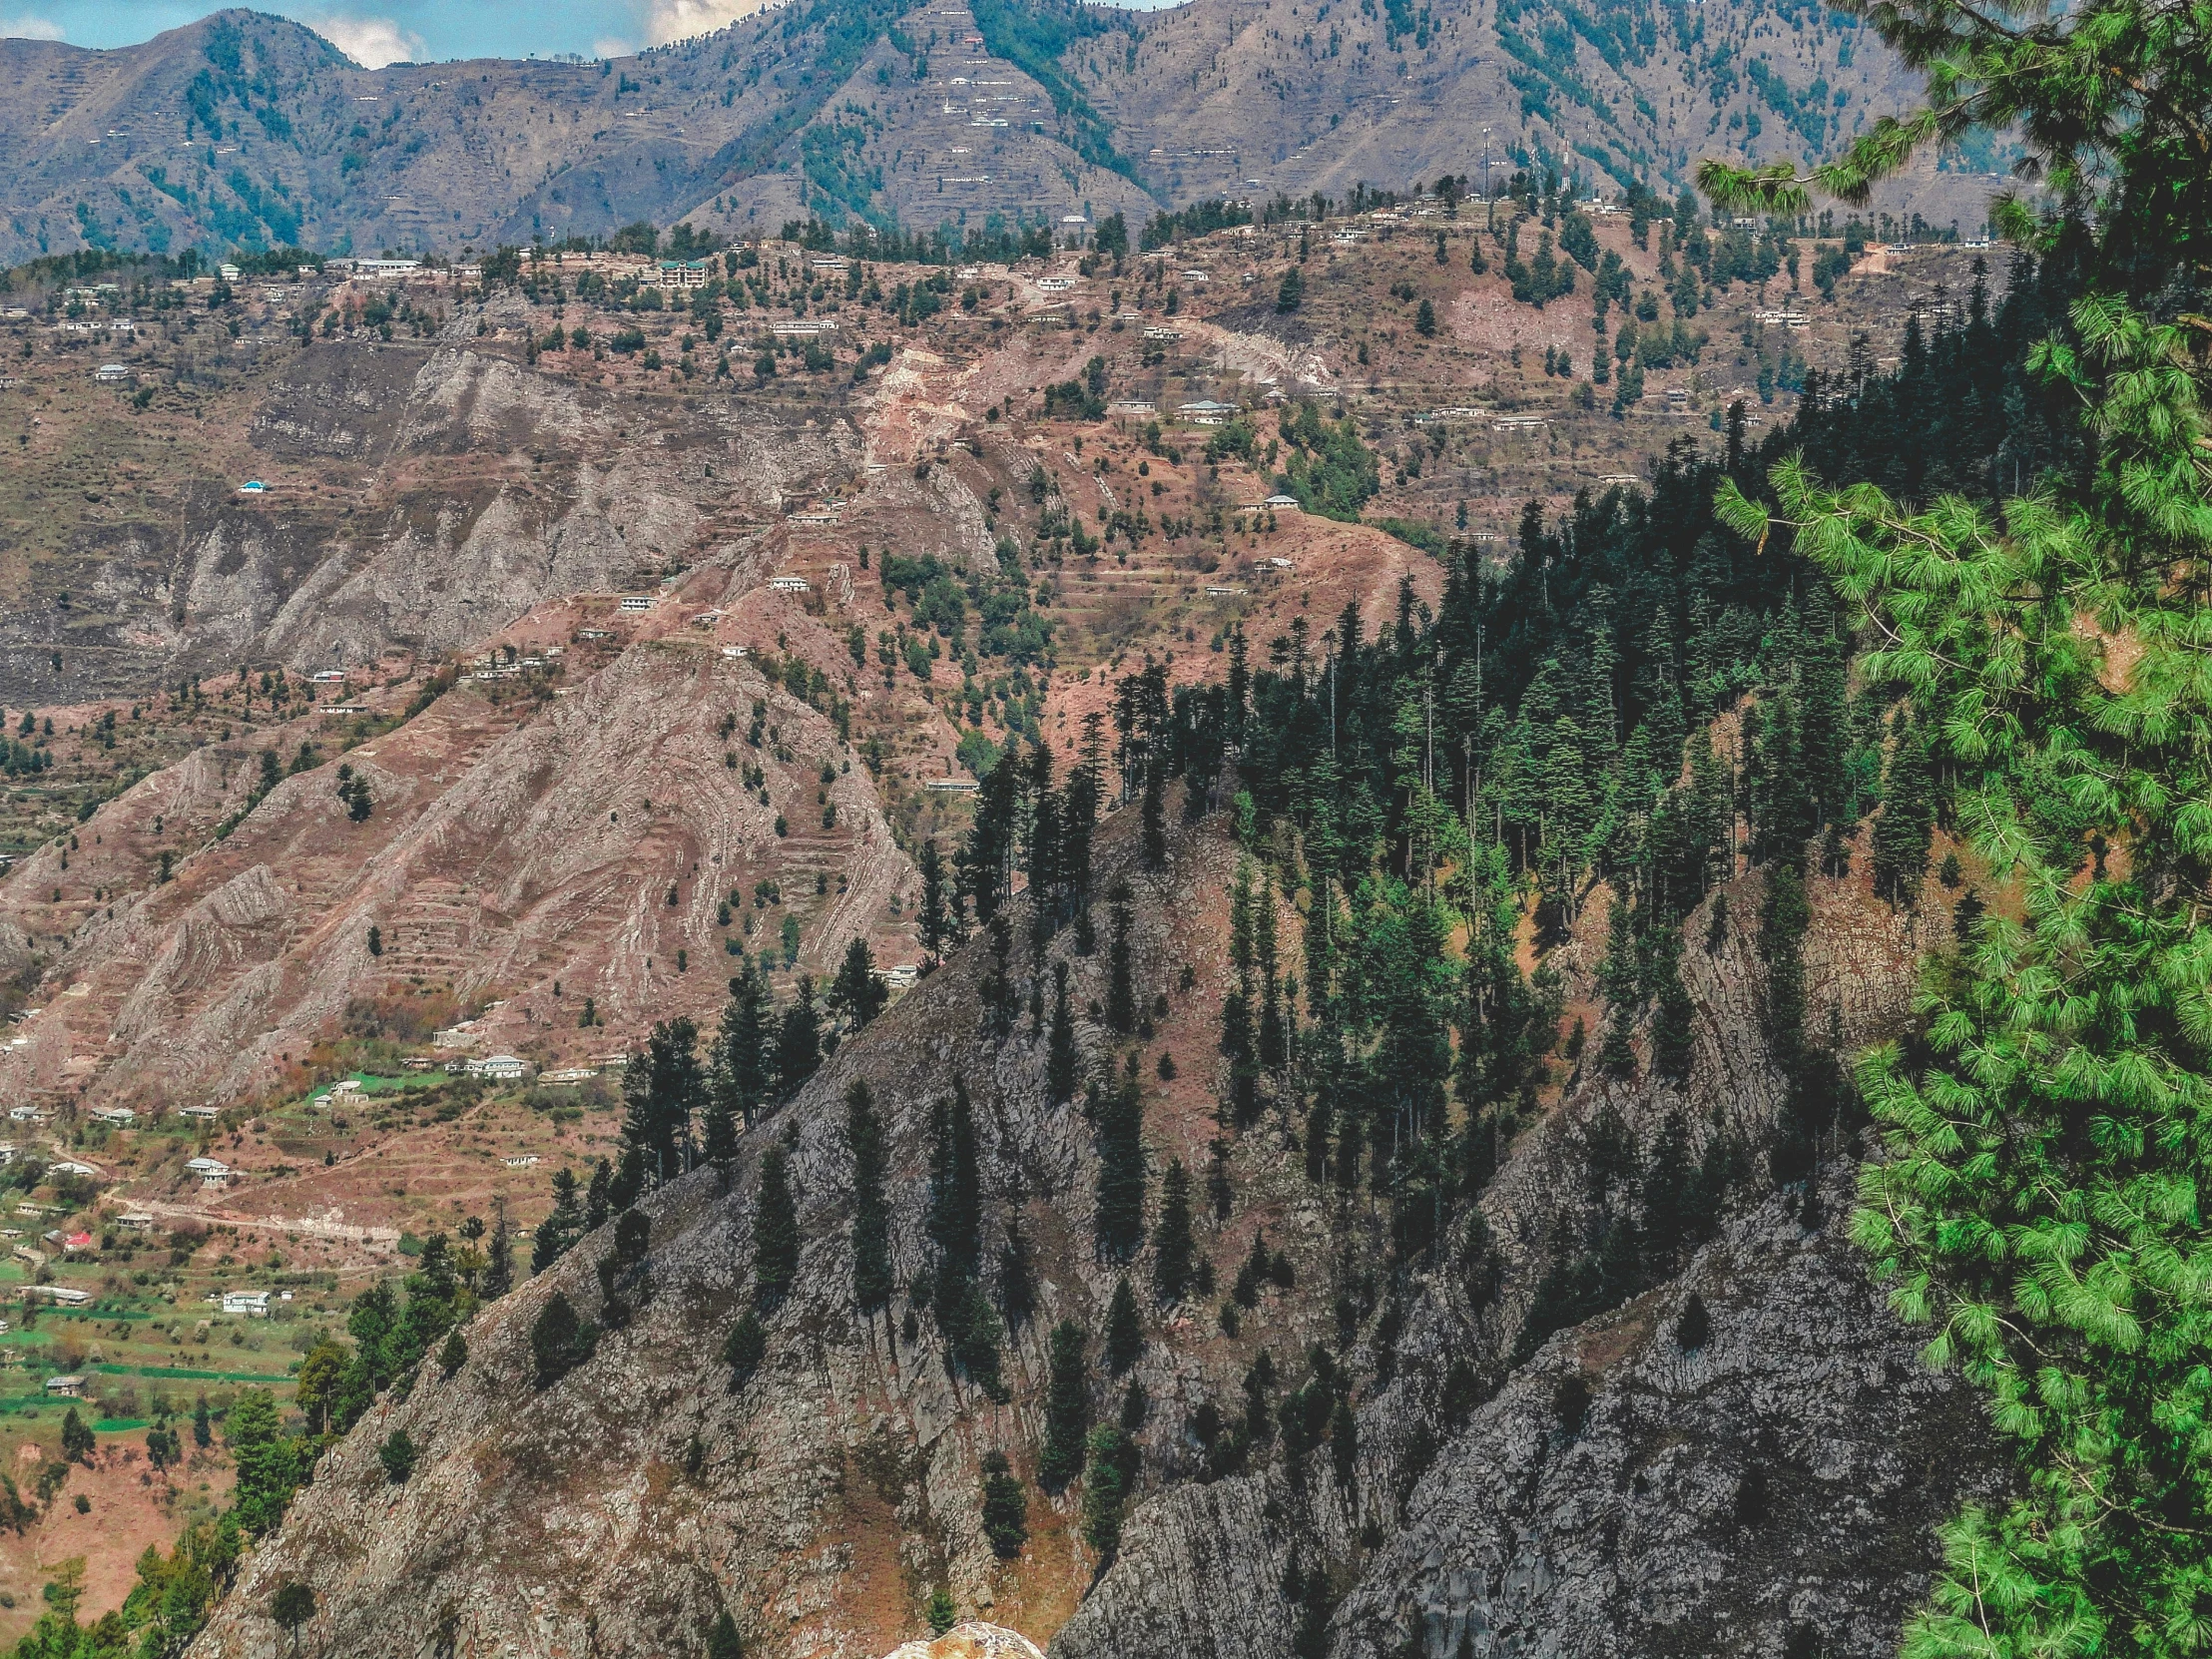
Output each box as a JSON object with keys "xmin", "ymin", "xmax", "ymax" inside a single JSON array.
[
  {"xmin": 0, "ymin": 14, "xmax": 65, "ymax": 39},
  {"xmin": 304, "ymin": 13, "xmax": 427, "ymax": 68},
  {"xmin": 640, "ymin": 0, "xmax": 770, "ymax": 49},
  {"xmin": 592, "ymin": 34, "xmax": 637, "ymax": 58}
]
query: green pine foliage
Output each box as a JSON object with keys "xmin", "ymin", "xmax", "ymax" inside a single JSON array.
[
  {"xmin": 1093, "ymin": 1056, "xmax": 1148, "ymax": 1261},
  {"xmin": 530, "ymin": 1294, "xmax": 597, "ymax": 1389},
  {"xmin": 980, "ymin": 1450, "xmax": 1029, "ymax": 1558},
  {"xmin": 1700, "ymin": 0, "xmax": 2212, "ymax": 1636},
  {"xmin": 846, "ymin": 1080, "xmax": 892, "ymax": 1316},
  {"xmin": 1152, "ymin": 1159, "xmax": 1197, "ymax": 1303},
  {"xmin": 753, "ymin": 1142, "xmax": 801, "ymax": 1308},
  {"xmin": 1104, "ymin": 1278, "xmax": 1143, "ymax": 1375},
  {"xmin": 724, "ymin": 1311, "xmax": 768, "ymax": 1389},
  {"xmin": 1038, "ymin": 1320, "xmax": 1091, "ymax": 1490},
  {"xmin": 1047, "ymin": 960, "xmax": 1081, "ymax": 1103}
]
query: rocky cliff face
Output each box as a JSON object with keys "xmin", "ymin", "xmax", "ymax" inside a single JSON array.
[{"xmin": 180, "ymin": 804, "xmax": 2006, "ymax": 1659}]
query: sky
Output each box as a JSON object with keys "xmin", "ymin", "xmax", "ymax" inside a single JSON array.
[{"xmin": 0, "ymin": 0, "xmax": 1177, "ymax": 65}]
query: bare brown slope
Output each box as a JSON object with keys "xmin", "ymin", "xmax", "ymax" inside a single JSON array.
[{"xmin": 0, "ymin": 633, "xmax": 907, "ymax": 1113}]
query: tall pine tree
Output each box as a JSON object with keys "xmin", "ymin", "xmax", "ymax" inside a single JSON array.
[{"xmin": 847, "ymin": 1080, "xmax": 892, "ymax": 1317}]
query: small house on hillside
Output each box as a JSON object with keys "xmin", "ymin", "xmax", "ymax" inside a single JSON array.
[
  {"xmin": 44, "ymin": 1376, "xmax": 84, "ymax": 1397},
  {"xmin": 223, "ymin": 1291, "xmax": 271, "ymax": 1317}
]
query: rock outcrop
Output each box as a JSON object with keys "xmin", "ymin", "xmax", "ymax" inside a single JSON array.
[{"xmin": 180, "ymin": 806, "xmax": 2007, "ymax": 1659}]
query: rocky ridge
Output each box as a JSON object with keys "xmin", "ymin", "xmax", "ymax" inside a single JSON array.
[{"xmin": 180, "ymin": 802, "xmax": 2006, "ymax": 1659}]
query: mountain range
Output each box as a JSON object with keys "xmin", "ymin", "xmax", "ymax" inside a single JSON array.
[{"xmin": 0, "ymin": 0, "xmax": 2003, "ymax": 267}]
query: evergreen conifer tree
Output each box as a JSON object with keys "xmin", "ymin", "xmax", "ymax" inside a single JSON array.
[
  {"xmin": 1152, "ymin": 1158, "xmax": 1196, "ymax": 1303},
  {"xmin": 917, "ymin": 837, "xmax": 962, "ymax": 967},
  {"xmin": 1094, "ymin": 1056, "xmax": 1147, "ymax": 1262},
  {"xmin": 775, "ymin": 976, "xmax": 822, "ymax": 1096},
  {"xmin": 1038, "ymin": 1320, "xmax": 1090, "ymax": 1489},
  {"xmin": 483, "ymin": 1197, "xmax": 514, "ymax": 1300},
  {"xmin": 827, "ymin": 936, "xmax": 886, "ymax": 1032},
  {"xmin": 1870, "ymin": 707, "xmax": 1936, "ymax": 905},
  {"xmin": 753, "ymin": 1141, "xmax": 800, "ymax": 1308},
  {"xmin": 1106, "ymin": 886, "xmax": 1137, "ymax": 1034},
  {"xmin": 713, "ymin": 971, "xmax": 772, "ymax": 1129},
  {"xmin": 723, "ymin": 1310, "xmax": 767, "ymax": 1388},
  {"xmin": 1104, "ymin": 1277, "xmax": 1143, "ymax": 1375},
  {"xmin": 531, "ymin": 1169, "xmax": 583, "ymax": 1274},
  {"xmin": 979, "ymin": 1450, "xmax": 1029, "ymax": 1558},
  {"xmin": 847, "ymin": 1080, "xmax": 892, "ymax": 1317},
  {"xmin": 1047, "ymin": 961, "xmax": 1080, "ymax": 1103},
  {"xmin": 927, "ymin": 1079, "xmax": 983, "ymax": 1279},
  {"xmin": 619, "ymin": 1017, "xmax": 704, "ymax": 1187}
]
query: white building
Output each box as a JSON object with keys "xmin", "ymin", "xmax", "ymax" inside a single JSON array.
[
  {"xmin": 468, "ymin": 1054, "xmax": 527, "ymax": 1081},
  {"xmin": 222, "ymin": 1291, "xmax": 271, "ymax": 1317}
]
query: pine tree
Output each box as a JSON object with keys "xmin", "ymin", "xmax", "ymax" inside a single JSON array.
[
  {"xmin": 964, "ymin": 745, "xmax": 1023, "ymax": 923},
  {"xmin": 724, "ymin": 1311, "xmax": 767, "ymax": 1388},
  {"xmin": 1104, "ymin": 1277, "xmax": 1143, "ymax": 1375},
  {"xmin": 1700, "ymin": 13, "xmax": 2212, "ymax": 1628},
  {"xmin": 1106, "ymin": 886, "xmax": 1137, "ymax": 1034},
  {"xmin": 706, "ymin": 1611, "xmax": 745, "ymax": 1659},
  {"xmin": 530, "ymin": 1294, "xmax": 596, "ymax": 1388},
  {"xmin": 753, "ymin": 1141, "xmax": 800, "ymax": 1308},
  {"xmin": 1870, "ymin": 707, "xmax": 1936, "ymax": 905},
  {"xmin": 828, "ymin": 935, "xmax": 886, "ymax": 1031},
  {"xmin": 713, "ymin": 971, "xmax": 772, "ymax": 1129},
  {"xmin": 917, "ymin": 837, "xmax": 962, "ymax": 967},
  {"xmin": 927, "ymin": 1078, "xmax": 983, "ymax": 1279},
  {"xmin": 1047, "ymin": 960, "xmax": 1080, "ymax": 1103},
  {"xmin": 775, "ymin": 975, "xmax": 822, "ymax": 1097},
  {"xmin": 1094, "ymin": 1056, "xmax": 1147, "ymax": 1262},
  {"xmin": 531, "ymin": 1168, "xmax": 583, "ymax": 1274},
  {"xmin": 1038, "ymin": 1320, "xmax": 1090, "ymax": 1489},
  {"xmin": 619, "ymin": 1017, "xmax": 704, "ymax": 1187},
  {"xmin": 483, "ymin": 1197, "xmax": 513, "ymax": 1300},
  {"xmin": 1025, "ymin": 738, "xmax": 1062, "ymax": 928},
  {"xmin": 1151, "ymin": 1159, "xmax": 1195, "ymax": 1303},
  {"xmin": 1760, "ymin": 864, "xmax": 1810, "ymax": 1081},
  {"xmin": 1081, "ymin": 1425, "xmax": 1139, "ymax": 1555},
  {"xmin": 1256, "ymin": 878, "xmax": 1287, "ymax": 1069},
  {"xmin": 980, "ymin": 1450, "xmax": 1029, "ymax": 1558},
  {"xmin": 847, "ymin": 1080, "xmax": 892, "ymax": 1317}
]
